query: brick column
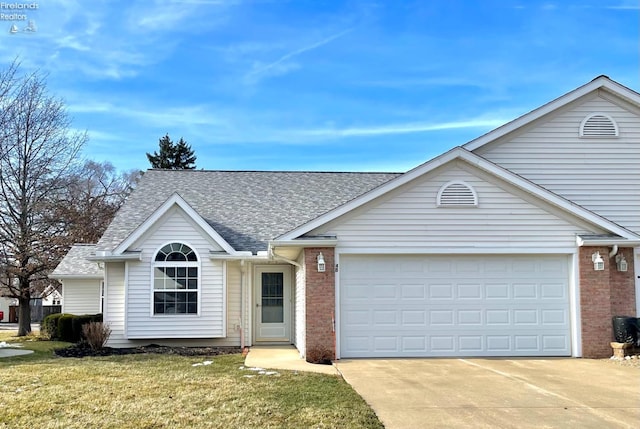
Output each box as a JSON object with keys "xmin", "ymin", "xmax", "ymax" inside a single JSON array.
[
  {"xmin": 304, "ymin": 247, "xmax": 336, "ymax": 360},
  {"xmin": 609, "ymin": 248, "xmax": 636, "ymax": 317},
  {"xmin": 579, "ymin": 246, "xmax": 637, "ymax": 358}
]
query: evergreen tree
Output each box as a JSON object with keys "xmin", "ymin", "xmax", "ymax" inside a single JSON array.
[{"xmin": 146, "ymin": 134, "xmax": 197, "ymax": 169}]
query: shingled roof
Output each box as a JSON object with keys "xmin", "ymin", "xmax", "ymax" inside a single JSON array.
[
  {"xmin": 50, "ymin": 244, "xmax": 104, "ymax": 278},
  {"xmin": 96, "ymin": 170, "xmax": 401, "ymax": 254}
]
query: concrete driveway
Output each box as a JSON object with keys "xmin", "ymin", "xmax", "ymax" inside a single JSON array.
[{"xmin": 335, "ymin": 358, "xmax": 640, "ymax": 429}]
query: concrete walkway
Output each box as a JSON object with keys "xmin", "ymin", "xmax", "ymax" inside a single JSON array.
[
  {"xmin": 0, "ymin": 348, "xmax": 33, "ymax": 358},
  {"xmin": 0, "ymin": 324, "xmax": 38, "ymax": 358},
  {"xmin": 245, "ymin": 345, "xmax": 339, "ymax": 375},
  {"xmin": 336, "ymin": 358, "xmax": 640, "ymax": 429}
]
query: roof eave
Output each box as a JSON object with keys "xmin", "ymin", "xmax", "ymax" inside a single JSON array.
[
  {"xmin": 49, "ymin": 274, "xmax": 104, "ymax": 280},
  {"xmin": 577, "ymin": 236, "xmax": 640, "ymax": 247},
  {"xmin": 87, "ymin": 251, "xmax": 142, "ymax": 262}
]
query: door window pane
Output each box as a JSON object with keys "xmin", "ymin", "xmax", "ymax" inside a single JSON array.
[{"xmin": 261, "ymin": 272, "xmax": 283, "ymax": 323}]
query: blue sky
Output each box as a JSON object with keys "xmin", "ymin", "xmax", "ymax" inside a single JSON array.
[{"xmin": 2, "ymin": 0, "xmax": 638, "ymax": 172}]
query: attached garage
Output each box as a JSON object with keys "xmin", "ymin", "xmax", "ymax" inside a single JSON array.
[{"xmin": 339, "ymin": 254, "xmax": 571, "ymax": 358}]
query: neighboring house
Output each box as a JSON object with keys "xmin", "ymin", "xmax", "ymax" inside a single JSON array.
[
  {"xmin": 51, "ymin": 244, "xmax": 103, "ymax": 315},
  {"xmin": 52, "ymin": 76, "xmax": 639, "ymax": 359},
  {"xmin": 41, "ymin": 284, "xmax": 63, "ymax": 307},
  {"xmin": 0, "ymin": 296, "xmax": 11, "ymax": 322}
]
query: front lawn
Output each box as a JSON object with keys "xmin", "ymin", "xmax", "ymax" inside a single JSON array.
[{"xmin": 0, "ymin": 335, "xmax": 383, "ymax": 429}]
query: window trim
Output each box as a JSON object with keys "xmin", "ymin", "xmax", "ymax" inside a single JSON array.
[
  {"xmin": 150, "ymin": 241, "xmax": 201, "ymax": 317},
  {"xmin": 436, "ymin": 181, "xmax": 478, "ymax": 207},
  {"xmin": 579, "ymin": 112, "xmax": 619, "ymax": 138}
]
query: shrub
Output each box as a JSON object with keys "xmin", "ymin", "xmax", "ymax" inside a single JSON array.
[
  {"xmin": 57, "ymin": 314, "xmax": 76, "ymax": 342},
  {"xmin": 72, "ymin": 315, "xmax": 95, "ymax": 341},
  {"xmin": 306, "ymin": 346, "xmax": 334, "ymax": 365},
  {"xmin": 41, "ymin": 313, "xmax": 66, "ymax": 340},
  {"xmin": 81, "ymin": 322, "xmax": 111, "ymax": 350}
]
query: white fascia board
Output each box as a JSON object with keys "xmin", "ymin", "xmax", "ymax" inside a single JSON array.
[
  {"xmin": 269, "ymin": 239, "xmax": 338, "ymax": 248},
  {"xmin": 113, "ymin": 193, "xmax": 237, "ymax": 255},
  {"xmin": 576, "ymin": 237, "xmax": 640, "ymax": 247},
  {"xmin": 464, "ymin": 76, "xmax": 640, "ymax": 151},
  {"xmin": 86, "ymin": 252, "xmax": 142, "ymax": 262},
  {"xmin": 276, "ymin": 147, "xmax": 465, "ymax": 240},
  {"xmin": 208, "ymin": 253, "xmax": 269, "ymax": 261},
  {"xmin": 49, "ymin": 274, "xmax": 104, "ymax": 280}
]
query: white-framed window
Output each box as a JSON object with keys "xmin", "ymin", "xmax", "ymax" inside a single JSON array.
[
  {"xmin": 152, "ymin": 242, "xmax": 199, "ymax": 315},
  {"xmin": 580, "ymin": 113, "xmax": 618, "ymax": 137},
  {"xmin": 437, "ymin": 181, "xmax": 478, "ymax": 207}
]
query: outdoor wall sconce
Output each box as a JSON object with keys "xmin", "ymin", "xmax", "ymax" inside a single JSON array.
[
  {"xmin": 317, "ymin": 252, "xmax": 326, "ymax": 272},
  {"xmin": 615, "ymin": 254, "xmax": 628, "ymax": 272},
  {"xmin": 592, "ymin": 252, "xmax": 605, "ymax": 271}
]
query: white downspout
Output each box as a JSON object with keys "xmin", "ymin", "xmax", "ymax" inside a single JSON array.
[
  {"xmin": 609, "ymin": 245, "xmax": 618, "ymax": 258},
  {"xmin": 239, "ymin": 260, "xmax": 245, "ymax": 350}
]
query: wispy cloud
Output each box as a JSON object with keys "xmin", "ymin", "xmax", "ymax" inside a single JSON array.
[
  {"xmin": 244, "ymin": 28, "xmax": 354, "ymax": 83},
  {"xmin": 355, "ymin": 76, "xmax": 487, "ymax": 89},
  {"xmin": 605, "ymin": 2, "xmax": 640, "ymax": 10},
  {"xmin": 293, "ymin": 118, "xmax": 508, "ymax": 138}
]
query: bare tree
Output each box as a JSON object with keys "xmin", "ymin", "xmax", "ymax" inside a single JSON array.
[
  {"xmin": 0, "ymin": 62, "xmax": 87, "ymax": 335},
  {"xmin": 53, "ymin": 160, "xmax": 141, "ymax": 244}
]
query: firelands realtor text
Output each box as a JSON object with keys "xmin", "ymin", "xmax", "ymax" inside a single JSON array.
[{"xmin": 1, "ymin": 2, "xmax": 38, "ymax": 20}]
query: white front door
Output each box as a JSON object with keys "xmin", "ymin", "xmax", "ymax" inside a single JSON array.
[{"xmin": 255, "ymin": 265, "xmax": 291, "ymax": 342}]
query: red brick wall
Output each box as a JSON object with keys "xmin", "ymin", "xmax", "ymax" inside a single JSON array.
[
  {"xmin": 580, "ymin": 246, "xmax": 636, "ymax": 358},
  {"xmin": 610, "ymin": 248, "xmax": 636, "ymax": 317},
  {"xmin": 304, "ymin": 247, "xmax": 336, "ymax": 359}
]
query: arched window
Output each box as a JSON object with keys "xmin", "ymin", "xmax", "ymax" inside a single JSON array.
[
  {"xmin": 437, "ymin": 181, "xmax": 478, "ymax": 207},
  {"xmin": 153, "ymin": 243, "xmax": 199, "ymax": 315},
  {"xmin": 580, "ymin": 113, "xmax": 618, "ymax": 137}
]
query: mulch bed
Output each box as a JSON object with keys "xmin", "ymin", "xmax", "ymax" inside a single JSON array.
[{"xmin": 54, "ymin": 343, "xmax": 242, "ymax": 358}]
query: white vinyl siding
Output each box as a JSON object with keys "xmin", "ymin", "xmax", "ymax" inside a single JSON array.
[
  {"xmin": 0, "ymin": 297, "xmax": 13, "ymax": 320},
  {"xmin": 225, "ymin": 261, "xmax": 242, "ymax": 346},
  {"xmin": 61, "ymin": 279, "xmax": 101, "ymax": 315},
  {"xmin": 294, "ymin": 252, "xmax": 306, "ymax": 356},
  {"xmin": 310, "ymin": 162, "xmax": 603, "ymax": 252},
  {"xmin": 105, "ymin": 262, "xmax": 126, "ymax": 347},
  {"xmin": 340, "ymin": 254, "xmax": 571, "ymax": 357},
  {"xmin": 126, "ymin": 207, "xmax": 226, "ymax": 339},
  {"xmin": 474, "ymin": 94, "xmax": 640, "ymax": 234}
]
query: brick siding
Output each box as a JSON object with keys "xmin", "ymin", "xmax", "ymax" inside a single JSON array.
[
  {"xmin": 580, "ymin": 246, "xmax": 636, "ymax": 358},
  {"xmin": 303, "ymin": 247, "xmax": 336, "ymax": 359}
]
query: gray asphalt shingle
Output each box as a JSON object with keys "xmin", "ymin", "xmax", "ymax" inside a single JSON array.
[
  {"xmin": 51, "ymin": 244, "xmax": 103, "ymax": 277},
  {"xmin": 97, "ymin": 170, "xmax": 401, "ymax": 254}
]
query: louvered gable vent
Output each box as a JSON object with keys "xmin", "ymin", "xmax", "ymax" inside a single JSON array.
[
  {"xmin": 580, "ymin": 113, "xmax": 618, "ymax": 137},
  {"xmin": 437, "ymin": 181, "xmax": 478, "ymax": 207}
]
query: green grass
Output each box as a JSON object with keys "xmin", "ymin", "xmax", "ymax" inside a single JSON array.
[
  {"xmin": 0, "ymin": 331, "xmax": 71, "ymax": 361},
  {"xmin": 0, "ymin": 333, "xmax": 383, "ymax": 429}
]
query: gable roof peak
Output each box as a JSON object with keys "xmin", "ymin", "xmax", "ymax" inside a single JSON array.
[{"xmin": 464, "ymin": 75, "xmax": 640, "ymax": 151}]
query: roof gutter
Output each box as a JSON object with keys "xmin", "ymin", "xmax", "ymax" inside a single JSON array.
[
  {"xmin": 576, "ymin": 237, "xmax": 640, "ymax": 247},
  {"xmin": 208, "ymin": 251, "xmax": 269, "ymax": 261},
  {"xmin": 268, "ymin": 248, "xmax": 302, "ymax": 268},
  {"xmin": 87, "ymin": 251, "xmax": 142, "ymax": 262},
  {"xmin": 268, "ymin": 237, "xmax": 338, "ymax": 248},
  {"xmin": 49, "ymin": 274, "xmax": 104, "ymax": 280}
]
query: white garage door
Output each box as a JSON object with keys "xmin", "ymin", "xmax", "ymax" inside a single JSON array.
[{"xmin": 340, "ymin": 255, "xmax": 571, "ymax": 357}]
